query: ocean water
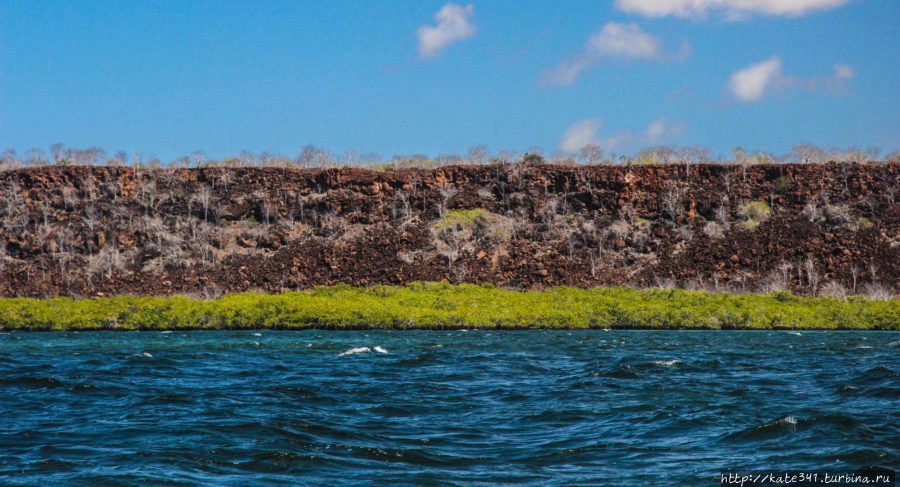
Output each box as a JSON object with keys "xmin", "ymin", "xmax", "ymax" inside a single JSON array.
[{"xmin": 0, "ymin": 330, "xmax": 897, "ymax": 486}]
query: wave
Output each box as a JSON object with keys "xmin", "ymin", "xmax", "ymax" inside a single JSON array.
[
  {"xmin": 338, "ymin": 347, "xmax": 371, "ymax": 356},
  {"xmin": 651, "ymin": 360, "xmax": 681, "ymax": 368},
  {"xmin": 338, "ymin": 346, "xmax": 388, "ymax": 357},
  {"xmin": 722, "ymin": 413, "xmax": 863, "ymax": 443}
]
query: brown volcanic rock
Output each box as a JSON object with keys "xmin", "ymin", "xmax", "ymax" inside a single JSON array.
[{"xmin": 0, "ymin": 162, "xmax": 897, "ymax": 298}]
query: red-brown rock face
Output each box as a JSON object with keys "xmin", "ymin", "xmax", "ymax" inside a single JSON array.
[{"xmin": 0, "ymin": 162, "xmax": 897, "ymax": 298}]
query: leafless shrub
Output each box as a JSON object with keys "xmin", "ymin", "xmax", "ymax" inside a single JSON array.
[
  {"xmin": 262, "ymin": 200, "xmax": 278, "ymax": 225},
  {"xmin": 684, "ymin": 277, "xmax": 703, "ymax": 291},
  {"xmin": 620, "ymin": 203, "xmax": 636, "ymax": 226},
  {"xmin": 608, "ymin": 220, "xmax": 631, "ymax": 240},
  {"xmin": 453, "ymin": 264, "xmax": 469, "ymax": 284},
  {"xmin": 55, "ymin": 227, "xmax": 75, "ymax": 254},
  {"xmin": 192, "ymin": 186, "xmax": 213, "ymax": 221},
  {"xmin": 661, "ymin": 182, "xmax": 682, "ymax": 224},
  {"xmin": 438, "ymin": 186, "xmax": 458, "ymax": 218},
  {"xmin": 862, "ymin": 282, "xmax": 894, "ymax": 301},
  {"xmin": 703, "ymin": 221, "xmax": 726, "ymax": 239},
  {"xmin": 883, "ymin": 177, "xmax": 897, "ymax": 205},
  {"xmin": 589, "ymin": 249, "xmax": 602, "ymax": 277},
  {"xmin": 61, "ymin": 187, "xmax": 76, "ymax": 210},
  {"xmin": 759, "ymin": 268, "xmax": 789, "ymax": 293},
  {"xmin": 86, "ymin": 245, "xmax": 123, "ymax": 283},
  {"xmin": 477, "ymin": 187, "xmax": 493, "ymax": 200},
  {"xmin": 141, "ymin": 256, "xmax": 165, "ymax": 275},
  {"xmin": 137, "ymin": 180, "xmax": 159, "ymax": 215},
  {"xmin": 320, "ymin": 209, "xmax": 346, "ymax": 238},
  {"xmin": 676, "ymin": 225, "xmax": 694, "ymax": 241},
  {"xmin": 397, "ymin": 250, "xmax": 422, "ymax": 265},
  {"xmin": 2, "ymin": 180, "xmax": 21, "ymax": 218},
  {"xmin": 802, "ymin": 197, "xmax": 822, "ymax": 223},
  {"xmin": 824, "ymin": 204, "xmax": 851, "ymax": 226},
  {"xmin": 436, "ymin": 229, "xmax": 460, "ymax": 270},
  {"xmin": 192, "ymin": 284, "xmax": 224, "ymax": 301},
  {"xmin": 819, "ymin": 281, "xmax": 847, "ymax": 300},
  {"xmin": 849, "ymin": 265, "xmax": 860, "ymax": 294},
  {"xmin": 539, "ymin": 198, "xmax": 559, "ymax": 231},
  {"xmin": 655, "ymin": 277, "xmax": 676, "ymax": 289},
  {"xmin": 803, "ymin": 258, "xmax": 820, "ymax": 296},
  {"xmin": 158, "ymin": 169, "xmax": 180, "ymax": 190}
]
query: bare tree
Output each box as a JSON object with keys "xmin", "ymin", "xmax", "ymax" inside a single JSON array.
[
  {"xmin": 49, "ymin": 143, "xmax": 64, "ymax": 165},
  {"xmin": 579, "ymin": 144, "xmax": 604, "ymax": 165},
  {"xmin": 467, "ymin": 145, "xmax": 489, "ymax": 165},
  {"xmin": 189, "ymin": 151, "xmax": 206, "ymax": 168},
  {"xmin": 194, "ymin": 186, "xmax": 212, "ymax": 221},
  {"xmin": 662, "ymin": 182, "xmax": 682, "ymax": 224},
  {"xmin": 26, "ymin": 148, "xmax": 47, "ymax": 167},
  {"xmin": 791, "ymin": 143, "xmax": 825, "ymax": 164},
  {"xmin": 438, "ymin": 186, "xmax": 458, "ymax": 218},
  {"xmin": 803, "ymin": 258, "xmax": 820, "ymax": 296}
]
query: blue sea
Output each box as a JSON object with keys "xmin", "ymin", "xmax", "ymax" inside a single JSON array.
[{"xmin": 1, "ymin": 330, "xmax": 897, "ymax": 486}]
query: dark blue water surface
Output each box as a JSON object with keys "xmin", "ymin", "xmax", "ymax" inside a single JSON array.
[{"xmin": 0, "ymin": 330, "xmax": 897, "ymax": 486}]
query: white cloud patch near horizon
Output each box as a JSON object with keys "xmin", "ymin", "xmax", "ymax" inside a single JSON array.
[
  {"xmin": 728, "ymin": 56, "xmax": 782, "ymax": 101},
  {"xmin": 542, "ymin": 22, "xmax": 689, "ymax": 86},
  {"xmin": 560, "ymin": 117, "xmax": 687, "ymax": 153},
  {"xmin": 615, "ymin": 0, "xmax": 852, "ymax": 19},
  {"xmin": 728, "ymin": 56, "xmax": 856, "ymax": 102},
  {"xmin": 833, "ymin": 63, "xmax": 856, "ymax": 79},
  {"xmin": 417, "ymin": 3, "xmax": 476, "ymax": 60}
]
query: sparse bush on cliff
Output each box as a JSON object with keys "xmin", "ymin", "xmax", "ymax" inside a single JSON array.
[
  {"xmin": 738, "ymin": 201, "xmax": 770, "ymax": 230},
  {"xmin": 702, "ymin": 221, "xmax": 726, "ymax": 239},
  {"xmin": 772, "ymin": 174, "xmax": 793, "ymax": 193},
  {"xmin": 824, "ymin": 203, "xmax": 851, "ymax": 226}
]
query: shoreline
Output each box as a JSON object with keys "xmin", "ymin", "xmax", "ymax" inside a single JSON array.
[{"xmin": 1, "ymin": 283, "xmax": 897, "ymax": 332}]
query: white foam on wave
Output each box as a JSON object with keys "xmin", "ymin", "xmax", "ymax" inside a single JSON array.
[
  {"xmin": 373, "ymin": 346, "xmax": 388, "ymax": 354},
  {"xmin": 652, "ymin": 360, "xmax": 681, "ymax": 368},
  {"xmin": 138, "ymin": 352, "xmax": 153, "ymax": 358},
  {"xmin": 160, "ymin": 331, "xmax": 172, "ymax": 334},
  {"xmin": 253, "ymin": 333, "xmax": 262, "ymax": 337},
  {"xmin": 338, "ymin": 347, "xmax": 371, "ymax": 357},
  {"xmin": 789, "ymin": 332, "xmax": 802, "ymax": 336},
  {"xmin": 887, "ymin": 341, "xmax": 900, "ymax": 347}
]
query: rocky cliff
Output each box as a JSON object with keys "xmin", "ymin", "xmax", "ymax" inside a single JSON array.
[{"xmin": 0, "ymin": 162, "xmax": 897, "ymax": 298}]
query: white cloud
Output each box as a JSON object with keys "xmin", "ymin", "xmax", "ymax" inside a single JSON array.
[
  {"xmin": 587, "ymin": 22, "xmax": 661, "ymax": 59},
  {"xmin": 560, "ymin": 117, "xmax": 686, "ymax": 152},
  {"xmin": 416, "ymin": 3, "xmax": 476, "ymax": 60},
  {"xmin": 560, "ymin": 118, "xmax": 605, "ymax": 153},
  {"xmin": 542, "ymin": 22, "xmax": 687, "ymax": 86},
  {"xmin": 615, "ymin": 0, "xmax": 852, "ymax": 19},
  {"xmin": 833, "ymin": 63, "xmax": 856, "ymax": 79},
  {"xmin": 728, "ymin": 57, "xmax": 856, "ymax": 102},
  {"xmin": 728, "ymin": 56, "xmax": 782, "ymax": 101}
]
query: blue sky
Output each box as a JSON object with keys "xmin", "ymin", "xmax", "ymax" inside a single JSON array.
[{"xmin": 1, "ymin": 0, "xmax": 898, "ymax": 162}]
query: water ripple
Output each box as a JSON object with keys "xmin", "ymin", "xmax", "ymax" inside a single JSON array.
[{"xmin": 1, "ymin": 330, "xmax": 897, "ymax": 484}]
